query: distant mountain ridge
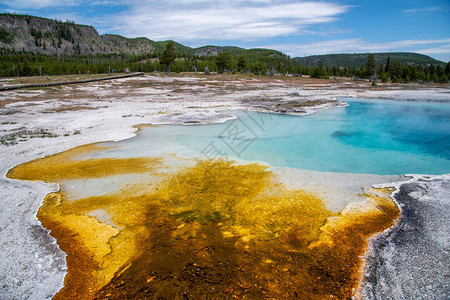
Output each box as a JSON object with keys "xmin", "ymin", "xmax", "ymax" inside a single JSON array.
[
  {"xmin": 0, "ymin": 13, "xmax": 445, "ymax": 67},
  {"xmin": 293, "ymin": 53, "xmax": 445, "ymax": 67}
]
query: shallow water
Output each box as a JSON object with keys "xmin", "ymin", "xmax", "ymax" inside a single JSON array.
[
  {"xmin": 98, "ymin": 98, "xmax": 450, "ymax": 175},
  {"xmin": 9, "ymin": 155, "xmax": 399, "ymax": 299}
]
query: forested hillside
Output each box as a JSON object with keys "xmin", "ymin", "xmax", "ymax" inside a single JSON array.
[
  {"xmin": 0, "ymin": 13, "xmax": 448, "ymax": 83},
  {"xmin": 294, "ymin": 53, "xmax": 445, "ymax": 68}
]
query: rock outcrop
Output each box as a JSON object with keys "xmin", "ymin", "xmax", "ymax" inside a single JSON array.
[{"xmin": 0, "ymin": 14, "xmax": 159, "ymax": 55}]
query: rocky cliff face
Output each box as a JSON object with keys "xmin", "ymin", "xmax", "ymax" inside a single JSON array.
[
  {"xmin": 0, "ymin": 14, "xmax": 159, "ymax": 55},
  {"xmin": 194, "ymin": 46, "xmax": 224, "ymax": 56},
  {"xmin": 0, "ymin": 14, "xmax": 284, "ymax": 59}
]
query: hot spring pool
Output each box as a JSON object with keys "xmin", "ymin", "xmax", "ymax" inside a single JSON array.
[
  {"xmin": 98, "ymin": 98, "xmax": 450, "ymax": 175},
  {"xmin": 10, "ymin": 97, "xmax": 447, "ymax": 299}
]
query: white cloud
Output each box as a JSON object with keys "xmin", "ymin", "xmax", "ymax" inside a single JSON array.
[
  {"xmin": 264, "ymin": 38, "xmax": 450, "ymax": 61},
  {"xmin": 0, "ymin": 0, "xmax": 349, "ymax": 43},
  {"xmin": 403, "ymin": 6, "xmax": 442, "ymax": 14},
  {"xmin": 109, "ymin": 1, "xmax": 349, "ymax": 41},
  {"xmin": 0, "ymin": 0, "xmax": 79, "ymax": 9},
  {"xmin": 416, "ymin": 45, "xmax": 450, "ymax": 54},
  {"xmin": 89, "ymin": 0, "xmax": 124, "ymax": 5}
]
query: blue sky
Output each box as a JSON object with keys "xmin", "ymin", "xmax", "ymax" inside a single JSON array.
[{"xmin": 1, "ymin": 0, "xmax": 449, "ymax": 61}]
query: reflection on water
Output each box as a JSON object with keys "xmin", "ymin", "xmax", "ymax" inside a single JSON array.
[{"xmin": 331, "ymin": 130, "xmax": 362, "ymax": 137}]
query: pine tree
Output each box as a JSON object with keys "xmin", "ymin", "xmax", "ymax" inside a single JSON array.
[
  {"xmin": 159, "ymin": 41, "xmax": 177, "ymax": 73},
  {"xmin": 215, "ymin": 51, "xmax": 232, "ymax": 73},
  {"xmin": 237, "ymin": 55, "xmax": 247, "ymax": 72},
  {"xmin": 21, "ymin": 60, "xmax": 31, "ymax": 76},
  {"xmin": 385, "ymin": 55, "xmax": 391, "ymax": 74},
  {"xmin": 438, "ymin": 74, "xmax": 448, "ymax": 83},
  {"xmin": 312, "ymin": 62, "xmax": 325, "ymax": 78},
  {"xmin": 365, "ymin": 54, "xmax": 375, "ymax": 79}
]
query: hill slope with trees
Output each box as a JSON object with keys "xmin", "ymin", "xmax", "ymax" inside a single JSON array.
[
  {"xmin": 0, "ymin": 13, "xmax": 448, "ymax": 83},
  {"xmin": 293, "ymin": 53, "xmax": 445, "ymax": 68}
]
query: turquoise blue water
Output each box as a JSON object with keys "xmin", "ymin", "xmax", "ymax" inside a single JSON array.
[{"xmin": 102, "ymin": 98, "xmax": 450, "ymax": 175}]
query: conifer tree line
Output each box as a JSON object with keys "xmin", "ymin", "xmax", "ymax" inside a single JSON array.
[{"xmin": 0, "ymin": 46, "xmax": 448, "ymax": 83}]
